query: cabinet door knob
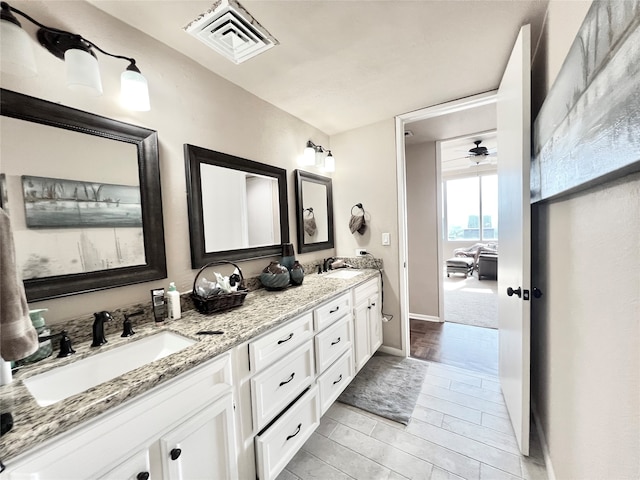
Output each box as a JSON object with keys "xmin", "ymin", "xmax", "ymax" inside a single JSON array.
[
  {"xmin": 137, "ymin": 472, "xmax": 150, "ymax": 480},
  {"xmin": 329, "ymin": 306, "xmax": 340, "ymax": 314},
  {"xmin": 331, "ymin": 337, "xmax": 341, "ymax": 346},
  {"xmin": 333, "ymin": 374, "xmax": 343, "ymax": 385},
  {"xmin": 170, "ymin": 448, "xmax": 182, "ymax": 461}
]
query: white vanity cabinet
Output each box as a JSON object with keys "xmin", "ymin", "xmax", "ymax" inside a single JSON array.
[
  {"xmin": 246, "ymin": 290, "xmax": 360, "ymax": 480},
  {"xmin": 5, "ymin": 353, "xmax": 236, "ymax": 480},
  {"xmin": 353, "ymin": 277, "xmax": 383, "ymax": 372}
]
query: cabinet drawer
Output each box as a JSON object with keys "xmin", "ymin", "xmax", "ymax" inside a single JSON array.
[
  {"xmin": 255, "ymin": 386, "xmax": 320, "ymax": 480},
  {"xmin": 249, "ymin": 312, "xmax": 314, "ymax": 372},
  {"xmin": 354, "ymin": 277, "xmax": 379, "ymax": 305},
  {"xmin": 314, "ymin": 292, "xmax": 351, "ymax": 331},
  {"xmin": 314, "ymin": 314, "xmax": 352, "ymax": 374},
  {"xmin": 251, "ymin": 340, "xmax": 315, "ymax": 431},
  {"xmin": 317, "ymin": 350, "xmax": 354, "ymax": 415}
]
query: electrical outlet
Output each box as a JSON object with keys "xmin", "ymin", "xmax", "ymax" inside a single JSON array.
[{"xmin": 355, "ymin": 249, "xmax": 368, "ymax": 257}]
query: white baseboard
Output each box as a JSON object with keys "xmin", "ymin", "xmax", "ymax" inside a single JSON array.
[
  {"xmin": 378, "ymin": 345, "xmax": 405, "ymax": 357},
  {"xmin": 531, "ymin": 400, "xmax": 556, "ymax": 480},
  {"xmin": 409, "ymin": 313, "xmax": 442, "ymax": 323}
]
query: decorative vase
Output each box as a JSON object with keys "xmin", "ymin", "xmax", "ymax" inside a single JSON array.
[
  {"xmin": 281, "ymin": 243, "xmax": 295, "ymax": 270},
  {"xmin": 260, "ymin": 261, "xmax": 291, "ymax": 290},
  {"xmin": 290, "ymin": 261, "xmax": 305, "ymax": 286}
]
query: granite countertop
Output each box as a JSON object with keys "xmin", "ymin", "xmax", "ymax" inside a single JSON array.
[{"xmin": 0, "ymin": 268, "xmax": 380, "ymax": 464}]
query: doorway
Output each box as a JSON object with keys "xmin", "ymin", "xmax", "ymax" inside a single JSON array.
[
  {"xmin": 440, "ymin": 132, "xmax": 499, "ymax": 331},
  {"xmin": 395, "ymin": 92, "xmax": 499, "ymax": 372}
]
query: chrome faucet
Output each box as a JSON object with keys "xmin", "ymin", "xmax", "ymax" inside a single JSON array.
[{"xmin": 92, "ymin": 311, "xmax": 113, "ymax": 347}]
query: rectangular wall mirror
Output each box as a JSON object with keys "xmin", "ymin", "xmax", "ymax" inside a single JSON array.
[
  {"xmin": 294, "ymin": 169, "xmax": 334, "ymax": 253},
  {"xmin": 184, "ymin": 144, "xmax": 289, "ymax": 268},
  {"xmin": 0, "ymin": 89, "xmax": 167, "ymax": 301}
]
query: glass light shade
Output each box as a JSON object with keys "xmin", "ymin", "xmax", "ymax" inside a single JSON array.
[
  {"xmin": 324, "ymin": 153, "xmax": 335, "ymax": 172},
  {"xmin": 0, "ymin": 20, "xmax": 37, "ymax": 77},
  {"xmin": 303, "ymin": 145, "xmax": 316, "ymax": 166},
  {"xmin": 121, "ymin": 69, "xmax": 150, "ymax": 111},
  {"xmin": 64, "ymin": 48, "xmax": 103, "ymax": 96}
]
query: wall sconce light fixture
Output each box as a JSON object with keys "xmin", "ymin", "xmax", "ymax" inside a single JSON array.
[
  {"xmin": 0, "ymin": 1, "xmax": 151, "ymax": 111},
  {"xmin": 301, "ymin": 140, "xmax": 335, "ymax": 172}
]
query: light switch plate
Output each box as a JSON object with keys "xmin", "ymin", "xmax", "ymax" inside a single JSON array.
[{"xmin": 382, "ymin": 232, "xmax": 390, "ymax": 246}]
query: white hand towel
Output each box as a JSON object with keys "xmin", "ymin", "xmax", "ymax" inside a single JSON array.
[{"xmin": 0, "ymin": 207, "xmax": 38, "ymax": 361}]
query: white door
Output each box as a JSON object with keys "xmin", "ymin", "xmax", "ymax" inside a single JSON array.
[{"xmin": 497, "ymin": 24, "xmax": 531, "ymax": 456}]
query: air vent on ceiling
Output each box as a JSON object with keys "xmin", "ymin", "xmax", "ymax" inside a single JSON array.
[{"xmin": 184, "ymin": 0, "xmax": 278, "ymax": 64}]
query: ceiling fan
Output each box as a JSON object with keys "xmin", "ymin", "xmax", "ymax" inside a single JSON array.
[
  {"xmin": 462, "ymin": 140, "xmax": 497, "ymax": 166},
  {"xmin": 468, "ymin": 140, "xmax": 490, "ymax": 157}
]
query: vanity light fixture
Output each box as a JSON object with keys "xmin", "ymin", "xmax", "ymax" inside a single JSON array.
[
  {"xmin": 300, "ymin": 140, "xmax": 336, "ymax": 172},
  {"xmin": 0, "ymin": 1, "xmax": 151, "ymax": 111}
]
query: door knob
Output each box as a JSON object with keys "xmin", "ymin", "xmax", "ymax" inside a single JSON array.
[
  {"xmin": 507, "ymin": 287, "xmax": 522, "ymax": 298},
  {"xmin": 533, "ymin": 287, "xmax": 543, "ymax": 298}
]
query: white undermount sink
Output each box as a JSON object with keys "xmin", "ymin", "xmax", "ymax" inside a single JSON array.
[
  {"xmin": 324, "ymin": 269, "xmax": 364, "ymax": 279},
  {"xmin": 23, "ymin": 331, "xmax": 196, "ymax": 407}
]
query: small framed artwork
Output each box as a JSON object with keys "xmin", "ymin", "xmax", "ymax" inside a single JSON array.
[{"xmin": 22, "ymin": 175, "xmax": 142, "ymax": 228}]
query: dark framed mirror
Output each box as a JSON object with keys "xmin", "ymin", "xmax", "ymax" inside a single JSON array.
[
  {"xmin": 184, "ymin": 144, "xmax": 289, "ymax": 268},
  {"xmin": 294, "ymin": 169, "xmax": 334, "ymax": 253},
  {"xmin": 0, "ymin": 89, "xmax": 167, "ymax": 301}
]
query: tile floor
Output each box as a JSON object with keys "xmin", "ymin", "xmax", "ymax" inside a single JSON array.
[{"xmin": 278, "ymin": 361, "xmax": 547, "ymax": 480}]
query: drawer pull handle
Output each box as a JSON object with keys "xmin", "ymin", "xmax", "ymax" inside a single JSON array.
[
  {"xmin": 331, "ymin": 337, "xmax": 341, "ymax": 346},
  {"xmin": 277, "ymin": 333, "xmax": 294, "ymax": 344},
  {"xmin": 170, "ymin": 448, "xmax": 182, "ymax": 461},
  {"xmin": 286, "ymin": 423, "xmax": 302, "ymax": 441},
  {"xmin": 279, "ymin": 372, "xmax": 295, "ymax": 387},
  {"xmin": 333, "ymin": 374, "xmax": 343, "ymax": 385},
  {"xmin": 329, "ymin": 306, "xmax": 340, "ymax": 314},
  {"xmin": 137, "ymin": 473, "xmax": 150, "ymax": 480}
]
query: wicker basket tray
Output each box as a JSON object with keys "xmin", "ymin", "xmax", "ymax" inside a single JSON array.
[{"xmin": 191, "ymin": 261, "xmax": 248, "ymax": 314}]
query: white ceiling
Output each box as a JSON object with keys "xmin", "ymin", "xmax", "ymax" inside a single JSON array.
[{"xmin": 89, "ymin": 0, "xmax": 550, "ymax": 136}]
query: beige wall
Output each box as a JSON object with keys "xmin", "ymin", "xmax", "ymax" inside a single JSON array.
[
  {"xmin": 531, "ymin": 0, "xmax": 593, "ymax": 116},
  {"xmin": 0, "ymin": 1, "xmax": 331, "ymax": 324},
  {"xmin": 530, "ymin": 1, "xmax": 639, "ymax": 477},
  {"xmin": 331, "ymin": 119, "xmax": 402, "ymax": 350},
  {"xmin": 405, "ymin": 142, "xmax": 439, "ymax": 319},
  {"xmin": 531, "ymin": 173, "xmax": 640, "ymax": 478}
]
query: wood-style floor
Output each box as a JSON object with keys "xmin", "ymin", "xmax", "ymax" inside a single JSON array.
[
  {"xmin": 279, "ymin": 361, "xmax": 547, "ymax": 480},
  {"xmin": 410, "ymin": 320, "xmax": 499, "ymax": 376},
  {"xmin": 280, "ymin": 322, "xmax": 550, "ymax": 479}
]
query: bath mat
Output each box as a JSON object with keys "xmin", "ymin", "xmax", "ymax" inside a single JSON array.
[{"xmin": 337, "ymin": 353, "xmax": 428, "ymax": 425}]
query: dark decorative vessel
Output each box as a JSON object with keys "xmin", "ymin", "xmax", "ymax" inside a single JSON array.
[
  {"xmin": 290, "ymin": 261, "xmax": 305, "ymax": 285},
  {"xmin": 260, "ymin": 261, "xmax": 291, "ymax": 290},
  {"xmin": 281, "ymin": 243, "xmax": 295, "ymax": 270}
]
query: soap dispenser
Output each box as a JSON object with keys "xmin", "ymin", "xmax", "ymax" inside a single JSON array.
[{"xmin": 167, "ymin": 282, "xmax": 181, "ymax": 320}]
